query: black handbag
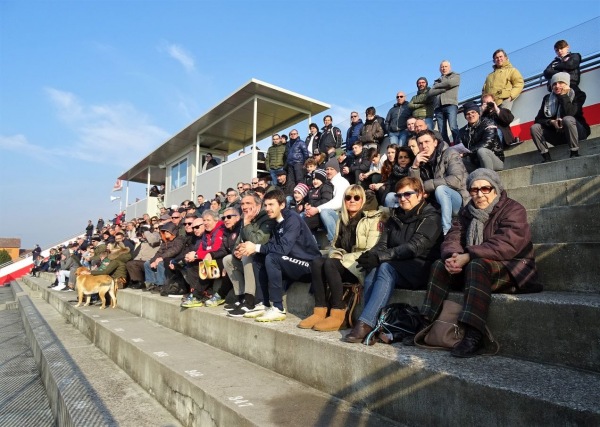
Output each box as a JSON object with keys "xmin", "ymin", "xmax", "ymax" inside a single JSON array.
[{"xmin": 365, "ymin": 303, "xmax": 424, "ymax": 345}]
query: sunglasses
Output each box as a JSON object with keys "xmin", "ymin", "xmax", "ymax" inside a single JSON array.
[
  {"xmin": 221, "ymin": 214, "xmax": 239, "ymax": 220},
  {"xmin": 350, "ymin": 115, "xmax": 358, "ymax": 118},
  {"xmin": 395, "ymin": 191, "xmax": 418, "ymax": 199},
  {"xmin": 396, "ymin": 95, "xmax": 405, "ymax": 98},
  {"xmin": 184, "ymin": 222, "xmax": 194, "ymax": 226},
  {"xmin": 251, "ymin": 182, "xmax": 258, "ymax": 185},
  {"xmin": 171, "ymin": 216, "xmax": 180, "ymax": 219},
  {"xmin": 469, "ymin": 186, "xmax": 494, "ymax": 195},
  {"xmin": 192, "ymin": 225, "xmax": 204, "ymax": 230},
  {"xmin": 344, "ymin": 195, "xmax": 361, "ymax": 202}
]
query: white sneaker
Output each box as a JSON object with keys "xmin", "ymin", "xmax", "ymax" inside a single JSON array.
[
  {"xmin": 255, "ymin": 306, "xmax": 286, "ymax": 322},
  {"xmin": 243, "ymin": 302, "xmax": 266, "ymax": 318},
  {"xmin": 54, "ymin": 284, "xmax": 66, "ymax": 291}
]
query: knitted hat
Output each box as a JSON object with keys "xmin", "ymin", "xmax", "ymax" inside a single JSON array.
[
  {"xmin": 325, "ymin": 158, "xmax": 340, "ymax": 173},
  {"xmin": 551, "ymin": 72, "xmax": 570, "ymax": 87},
  {"xmin": 293, "ymin": 183, "xmax": 309, "ymax": 198},
  {"xmin": 313, "ymin": 169, "xmax": 327, "ymax": 182},
  {"xmin": 463, "ymin": 101, "xmax": 480, "ymax": 116},
  {"xmin": 275, "ymin": 169, "xmax": 287, "ymax": 176},
  {"xmin": 467, "ymin": 168, "xmax": 504, "ymax": 194}
]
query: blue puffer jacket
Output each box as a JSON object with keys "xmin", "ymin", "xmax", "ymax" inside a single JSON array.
[{"xmin": 287, "ymin": 137, "xmax": 309, "ymax": 165}]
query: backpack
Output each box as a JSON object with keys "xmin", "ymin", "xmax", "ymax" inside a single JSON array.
[{"xmin": 364, "ymin": 303, "xmax": 424, "ymax": 345}]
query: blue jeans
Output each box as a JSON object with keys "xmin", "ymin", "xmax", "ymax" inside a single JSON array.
[
  {"xmin": 384, "ymin": 192, "xmax": 397, "ymax": 208},
  {"xmin": 434, "ymin": 185, "xmax": 463, "ymax": 234},
  {"xmin": 144, "ymin": 260, "xmax": 166, "ymax": 286},
  {"xmin": 319, "ymin": 209, "xmax": 339, "ymax": 243},
  {"xmin": 269, "ymin": 168, "xmax": 284, "ymax": 186},
  {"xmin": 434, "ymin": 105, "xmax": 458, "ymax": 143},
  {"xmin": 424, "ymin": 117, "xmax": 434, "ymax": 131},
  {"xmin": 359, "ymin": 263, "xmax": 401, "ymax": 327},
  {"xmin": 388, "ymin": 130, "xmax": 408, "ymax": 147}
]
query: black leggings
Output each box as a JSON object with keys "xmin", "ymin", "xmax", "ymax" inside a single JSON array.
[{"xmin": 311, "ymin": 257, "xmax": 358, "ymax": 309}]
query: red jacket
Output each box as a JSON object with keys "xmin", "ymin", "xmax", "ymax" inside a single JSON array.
[{"xmin": 195, "ymin": 222, "xmax": 225, "ymax": 260}]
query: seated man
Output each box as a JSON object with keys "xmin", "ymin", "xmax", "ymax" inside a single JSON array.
[
  {"xmin": 224, "ymin": 192, "xmax": 276, "ymax": 317},
  {"xmin": 481, "ymin": 93, "xmax": 519, "ymax": 147},
  {"xmin": 456, "ymin": 101, "xmax": 504, "ymax": 172},
  {"xmin": 143, "ymin": 222, "xmax": 185, "ymax": 292},
  {"xmin": 339, "ymin": 140, "xmax": 370, "ymax": 185},
  {"xmin": 275, "ymin": 170, "xmax": 295, "ymax": 208},
  {"xmin": 237, "ymin": 189, "xmax": 321, "ymax": 322},
  {"xmin": 303, "ymin": 158, "xmax": 350, "ymax": 246},
  {"xmin": 409, "ymin": 130, "xmax": 469, "ymax": 235},
  {"xmin": 126, "ymin": 226, "xmax": 161, "ymax": 289},
  {"xmin": 531, "ymin": 72, "xmax": 590, "ymax": 162}
]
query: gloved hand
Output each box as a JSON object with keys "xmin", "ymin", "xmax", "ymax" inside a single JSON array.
[{"xmin": 356, "ymin": 252, "xmax": 380, "ymax": 272}]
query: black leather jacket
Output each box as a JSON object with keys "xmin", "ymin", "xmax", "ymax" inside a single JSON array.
[{"xmin": 457, "ymin": 117, "xmax": 504, "ymax": 164}]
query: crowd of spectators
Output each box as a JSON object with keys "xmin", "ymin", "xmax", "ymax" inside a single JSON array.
[{"xmin": 34, "ymin": 41, "xmax": 592, "ymax": 358}]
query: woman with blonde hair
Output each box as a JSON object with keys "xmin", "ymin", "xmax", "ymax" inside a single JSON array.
[{"xmin": 298, "ymin": 185, "xmax": 384, "ymax": 332}]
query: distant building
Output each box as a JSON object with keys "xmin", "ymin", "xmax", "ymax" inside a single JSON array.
[{"xmin": 0, "ymin": 237, "xmax": 21, "ymax": 261}]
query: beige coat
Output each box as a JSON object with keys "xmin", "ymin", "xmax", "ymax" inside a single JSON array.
[
  {"xmin": 326, "ymin": 208, "xmax": 388, "ymax": 284},
  {"xmin": 482, "ymin": 60, "xmax": 524, "ymax": 105}
]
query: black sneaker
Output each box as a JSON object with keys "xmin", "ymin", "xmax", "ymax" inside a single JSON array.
[
  {"xmin": 223, "ymin": 301, "xmax": 240, "ymax": 311},
  {"xmin": 227, "ymin": 302, "xmax": 256, "ymax": 318},
  {"xmin": 168, "ymin": 288, "xmax": 188, "ymax": 298}
]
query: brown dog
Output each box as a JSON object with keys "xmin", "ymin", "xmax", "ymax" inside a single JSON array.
[{"xmin": 75, "ymin": 266, "xmax": 117, "ymax": 309}]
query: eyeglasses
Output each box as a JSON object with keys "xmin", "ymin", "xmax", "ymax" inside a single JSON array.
[
  {"xmin": 397, "ymin": 155, "xmax": 410, "ymax": 159},
  {"xmin": 237, "ymin": 186, "xmax": 244, "ymax": 190},
  {"xmin": 221, "ymin": 214, "xmax": 239, "ymax": 220},
  {"xmin": 396, "ymin": 95, "xmax": 405, "ymax": 98},
  {"xmin": 344, "ymin": 195, "xmax": 361, "ymax": 202},
  {"xmin": 395, "ymin": 191, "xmax": 418, "ymax": 199},
  {"xmin": 171, "ymin": 216, "xmax": 180, "ymax": 219},
  {"xmin": 184, "ymin": 222, "xmax": 194, "ymax": 226},
  {"xmin": 251, "ymin": 181, "xmax": 258, "ymax": 185},
  {"xmin": 468, "ymin": 186, "xmax": 494, "ymax": 195},
  {"xmin": 192, "ymin": 225, "xmax": 204, "ymax": 230},
  {"xmin": 350, "ymin": 115, "xmax": 358, "ymax": 118}
]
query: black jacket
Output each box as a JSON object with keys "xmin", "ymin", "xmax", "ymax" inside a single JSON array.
[
  {"xmin": 457, "ymin": 117, "xmax": 505, "ymax": 164},
  {"xmin": 534, "ymin": 86, "xmax": 590, "ymax": 137},
  {"xmin": 259, "ymin": 209, "xmax": 321, "ymax": 260},
  {"xmin": 543, "ymin": 52, "xmax": 581, "ymax": 88},
  {"xmin": 319, "ymin": 125, "xmax": 343, "ymax": 154},
  {"xmin": 481, "ymin": 104, "xmax": 516, "ymax": 146},
  {"xmin": 371, "ymin": 201, "xmax": 442, "ymax": 263}
]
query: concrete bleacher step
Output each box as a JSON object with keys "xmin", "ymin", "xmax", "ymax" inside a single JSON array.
[
  {"xmin": 506, "ymin": 175, "xmax": 600, "ymax": 210},
  {"xmin": 11, "ymin": 281, "xmax": 182, "ymax": 427},
  {"xmin": 24, "ymin": 275, "xmax": 598, "ymax": 426},
  {"xmin": 527, "ymin": 202, "xmax": 600, "ymax": 243},
  {"xmin": 19, "ymin": 276, "xmax": 398, "ymax": 427},
  {"xmin": 285, "ymin": 283, "xmax": 600, "ymax": 373},
  {"xmin": 533, "ymin": 242, "xmax": 599, "ymax": 292},
  {"xmin": 499, "ymin": 150, "xmax": 600, "ymax": 189},
  {"xmin": 503, "ymin": 134, "xmax": 600, "ymax": 169}
]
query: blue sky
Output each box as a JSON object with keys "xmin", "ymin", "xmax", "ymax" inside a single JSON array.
[{"xmin": 1, "ymin": 0, "xmax": 598, "ymax": 250}]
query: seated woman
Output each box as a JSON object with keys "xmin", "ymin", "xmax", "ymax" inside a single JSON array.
[
  {"xmin": 370, "ymin": 144, "xmax": 398, "ymax": 205},
  {"xmin": 299, "ymin": 185, "xmax": 383, "ymax": 331},
  {"xmin": 383, "ymin": 146, "xmax": 416, "ymax": 208},
  {"xmin": 344, "ymin": 176, "xmax": 443, "ymax": 343},
  {"xmin": 420, "ymin": 168, "xmax": 539, "ymax": 358}
]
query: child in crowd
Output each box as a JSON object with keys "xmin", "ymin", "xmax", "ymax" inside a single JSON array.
[
  {"xmin": 304, "ymin": 158, "xmax": 318, "ymax": 187},
  {"xmin": 291, "ymin": 183, "xmax": 309, "ymax": 214},
  {"xmin": 304, "ymin": 169, "xmax": 334, "ymax": 234}
]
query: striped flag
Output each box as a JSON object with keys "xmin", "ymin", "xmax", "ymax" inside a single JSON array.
[{"xmin": 112, "ymin": 179, "xmax": 123, "ymax": 192}]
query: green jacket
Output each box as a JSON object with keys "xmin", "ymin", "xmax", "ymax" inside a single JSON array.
[
  {"xmin": 239, "ymin": 210, "xmax": 276, "ymax": 245},
  {"xmin": 265, "ymin": 143, "xmax": 287, "ymax": 170},
  {"xmin": 408, "ymin": 87, "xmax": 434, "ymax": 119}
]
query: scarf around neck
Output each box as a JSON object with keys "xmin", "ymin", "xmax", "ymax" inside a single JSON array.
[
  {"xmin": 544, "ymin": 89, "xmax": 575, "ymax": 118},
  {"xmin": 465, "ymin": 195, "xmax": 500, "ymax": 247}
]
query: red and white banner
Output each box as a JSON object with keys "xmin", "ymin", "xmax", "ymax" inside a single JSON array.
[{"xmin": 112, "ymin": 179, "xmax": 123, "ymax": 192}]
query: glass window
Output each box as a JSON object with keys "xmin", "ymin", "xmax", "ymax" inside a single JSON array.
[{"xmin": 170, "ymin": 158, "xmax": 188, "ymax": 190}]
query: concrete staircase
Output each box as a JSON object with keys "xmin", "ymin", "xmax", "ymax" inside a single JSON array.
[{"xmin": 15, "ymin": 132, "xmax": 600, "ymax": 426}]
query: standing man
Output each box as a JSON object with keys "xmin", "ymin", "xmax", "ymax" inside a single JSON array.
[
  {"xmin": 544, "ymin": 40, "xmax": 581, "ymax": 90},
  {"xmin": 345, "ymin": 112, "xmax": 364, "ymax": 154},
  {"xmin": 409, "ymin": 130, "xmax": 469, "ymax": 235},
  {"xmin": 305, "ymin": 123, "xmax": 321, "ymax": 156},
  {"xmin": 237, "ymin": 189, "xmax": 320, "ymax": 322},
  {"xmin": 530, "ymin": 72, "xmax": 590, "ymax": 162},
  {"xmin": 482, "ymin": 49, "xmax": 524, "ymax": 111},
  {"xmin": 265, "ymin": 134, "xmax": 287, "ymax": 186},
  {"xmin": 428, "ymin": 60, "xmax": 461, "ymax": 143},
  {"xmin": 196, "ymin": 195, "xmax": 211, "ymax": 216},
  {"xmin": 201, "ymin": 153, "xmax": 218, "ymax": 172},
  {"xmin": 385, "ymin": 91, "xmax": 412, "ymax": 146},
  {"xmin": 318, "ymin": 115, "xmax": 343, "ymax": 158},
  {"xmin": 408, "ymin": 77, "xmax": 434, "ymax": 130},
  {"xmin": 286, "ymin": 129, "xmax": 309, "ymax": 186}
]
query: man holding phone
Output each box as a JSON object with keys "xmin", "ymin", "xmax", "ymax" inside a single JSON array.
[{"xmin": 530, "ymin": 72, "xmax": 590, "ymax": 163}]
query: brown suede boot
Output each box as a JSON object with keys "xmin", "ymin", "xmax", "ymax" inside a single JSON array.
[
  {"xmin": 297, "ymin": 307, "xmax": 328, "ymax": 329},
  {"xmin": 313, "ymin": 308, "xmax": 347, "ymax": 332}
]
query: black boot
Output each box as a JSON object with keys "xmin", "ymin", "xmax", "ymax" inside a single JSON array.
[
  {"xmin": 451, "ymin": 325, "xmax": 484, "ymax": 358},
  {"xmin": 570, "ymin": 150, "xmax": 580, "ymax": 158},
  {"xmin": 541, "ymin": 152, "xmax": 552, "ymax": 163}
]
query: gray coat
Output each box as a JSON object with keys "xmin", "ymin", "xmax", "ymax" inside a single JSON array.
[
  {"xmin": 409, "ymin": 141, "xmax": 469, "ymax": 204},
  {"xmin": 427, "ymin": 72, "xmax": 461, "ymax": 107}
]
